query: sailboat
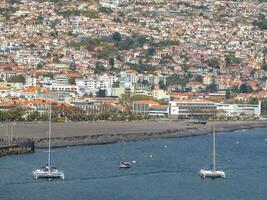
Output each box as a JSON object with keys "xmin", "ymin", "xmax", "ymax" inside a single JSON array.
[
  {"xmin": 199, "ymin": 113, "xmax": 225, "ymax": 179},
  {"xmin": 32, "ymin": 99, "xmax": 64, "ymax": 180},
  {"xmin": 119, "ymin": 141, "xmax": 131, "ymax": 169}
]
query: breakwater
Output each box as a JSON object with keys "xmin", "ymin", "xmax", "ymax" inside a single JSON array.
[{"xmin": 0, "ymin": 139, "xmax": 34, "ymax": 157}]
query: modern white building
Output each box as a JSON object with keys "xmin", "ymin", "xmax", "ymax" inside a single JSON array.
[
  {"xmin": 76, "ymin": 75, "xmax": 117, "ymax": 96},
  {"xmin": 169, "ymin": 100, "xmax": 216, "ymax": 118},
  {"xmin": 216, "ymin": 101, "xmax": 261, "ymax": 117}
]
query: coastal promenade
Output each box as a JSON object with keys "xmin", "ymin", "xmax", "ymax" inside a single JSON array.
[{"xmin": 0, "ymin": 120, "xmax": 266, "ymax": 148}]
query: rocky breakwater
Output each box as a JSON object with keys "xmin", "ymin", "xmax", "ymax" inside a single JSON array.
[{"xmin": 0, "ymin": 139, "xmax": 34, "ymax": 157}]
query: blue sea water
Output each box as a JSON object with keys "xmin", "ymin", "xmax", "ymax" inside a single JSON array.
[{"xmin": 1, "ymin": 128, "xmax": 267, "ymax": 200}]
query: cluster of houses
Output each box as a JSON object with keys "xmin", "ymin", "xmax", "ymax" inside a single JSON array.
[{"xmin": 0, "ymin": 0, "xmax": 265, "ymax": 120}]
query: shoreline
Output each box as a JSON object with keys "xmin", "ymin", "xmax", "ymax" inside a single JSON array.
[
  {"xmin": 0, "ymin": 120, "xmax": 266, "ymax": 148},
  {"xmin": 7, "ymin": 120, "xmax": 265, "ymax": 148}
]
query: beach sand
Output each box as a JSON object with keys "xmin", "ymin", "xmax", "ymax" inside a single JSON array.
[{"xmin": 0, "ymin": 120, "xmax": 266, "ymax": 148}]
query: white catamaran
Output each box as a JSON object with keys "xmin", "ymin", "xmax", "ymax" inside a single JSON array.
[
  {"xmin": 199, "ymin": 115, "xmax": 225, "ymax": 179},
  {"xmin": 32, "ymin": 100, "xmax": 64, "ymax": 180}
]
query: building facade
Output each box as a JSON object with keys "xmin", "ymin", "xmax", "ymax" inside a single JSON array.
[{"xmin": 169, "ymin": 100, "xmax": 216, "ymax": 118}]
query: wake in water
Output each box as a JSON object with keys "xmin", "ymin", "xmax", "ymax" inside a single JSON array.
[{"xmin": 5, "ymin": 170, "xmax": 181, "ymax": 186}]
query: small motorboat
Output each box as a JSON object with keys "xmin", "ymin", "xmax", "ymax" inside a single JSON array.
[{"xmin": 119, "ymin": 161, "xmax": 131, "ymax": 168}]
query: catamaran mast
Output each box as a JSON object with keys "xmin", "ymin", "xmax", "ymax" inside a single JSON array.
[
  {"xmin": 212, "ymin": 112, "xmax": 216, "ymax": 171},
  {"xmin": 48, "ymin": 99, "xmax": 52, "ymax": 169}
]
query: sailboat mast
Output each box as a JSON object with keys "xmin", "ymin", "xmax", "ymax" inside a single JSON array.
[
  {"xmin": 212, "ymin": 112, "xmax": 216, "ymax": 171},
  {"xmin": 48, "ymin": 99, "xmax": 52, "ymax": 169}
]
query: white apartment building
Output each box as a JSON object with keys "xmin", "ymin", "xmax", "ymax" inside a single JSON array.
[
  {"xmin": 76, "ymin": 75, "xmax": 117, "ymax": 96},
  {"xmin": 46, "ymin": 85, "xmax": 78, "ymax": 94}
]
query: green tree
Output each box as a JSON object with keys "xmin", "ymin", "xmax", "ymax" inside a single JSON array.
[
  {"xmin": 147, "ymin": 47, "xmax": 156, "ymax": 56},
  {"xmin": 207, "ymin": 58, "xmax": 220, "ymax": 69},
  {"xmin": 7, "ymin": 75, "xmax": 25, "ymax": 84},
  {"xmin": 206, "ymin": 81, "xmax": 218, "ymax": 92},
  {"xmin": 253, "ymin": 14, "xmax": 267, "ymax": 30},
  {"xmin": 239, "ymin": 83, "xmax": 254, "ymax": 93},
  {"xmin": 112, "ymin": 32, "xmax": 122, "ymax": 42},
  {"xmin": 109, "ymin": 57, "xmax": 115, "ymax": 67},
  {"xmin": 112, "ymin": 81, "xmax": 120, "ymax": 88},
  {"xmin": 158, "ymin": 80, "xmax": 166, "ymax": 90},
  {"xmin": 231, "ymin": 85, "xmax": 239, "ymax": 93},
  {"xmin": 248, "ymin": 97, "xmax": 258, "ymax": 104},
  {"xmin": 98, "ymin": 6, "xmax": 113, "ymax": 14},
  {"xmin": 94, "ymin": 63, "xmax": 106, "ymax": 74},
  {"xmin": 225, "ymin": 88, "xmax": 231, "ymax": 99},
  {"xmin": 26, "ymin": 111, "xmax": 41, "ymax": 121},
  {"xmin": 261, "ymin": 65, "xmax": 267, "ymax": 70}
]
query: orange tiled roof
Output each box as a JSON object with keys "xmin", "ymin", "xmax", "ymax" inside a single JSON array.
[
  {"xmin": 0, "ymin": 86, "xmax": 11, "ymax": 90},
  {"xmin": 134, "ymin": 100, "xmax": 158, "ymax": 104},
  {"xmin": 23, "ymin": 86, "xmax": 43, "ymax": 93},
  {"xmin": 0, "ymin": 101, "xmax": 15, "ymax": 106},
  {"xmin": 67, "ymin": 73, "xmax": 81, "ymax": 78},
  {"xmin": 150, "ymin": 105, "xmax": 169, "ymax": 109}
]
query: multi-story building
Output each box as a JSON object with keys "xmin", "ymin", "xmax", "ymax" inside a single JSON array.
[
  {"xmin": 216, "ymin": 102, "xmax": 261, "ymax": 117},
  {"xmin": 76, "ymin": 75, "xmax": 116, "ymax": 96},
  {"xmin": 169, "ymin": 100, "xmax": 216, "ymax": 118},
  {"xmin": 55, "ymin": 75, "xmax": 69, "ymax": 85},
  {"xmin": 132, "ymin": 100, "xmax": 158, "ymax": 113},
  {"xmin": 46, "ymin": 85, "xmax": 78, "ymax": 94}
]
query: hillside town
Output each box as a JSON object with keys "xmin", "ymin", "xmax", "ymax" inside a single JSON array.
[{"xmin": 0, "ymin": 0, "xmax": 266, "ymax": 121}]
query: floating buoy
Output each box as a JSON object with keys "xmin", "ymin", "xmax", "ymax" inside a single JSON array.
[
  {"xmin": 132, "ymin": 160, "xmax": 136, "ymax": 164},
  {"xmin": 149, "ymin": 154, "xmax": 153, "ymax": 159},
  {"xmin": 265, "ymin": 138, "xmax": 267, "ymax": 143},
  {"xmin": 164, "ymin": 145, "xmax": 168, "ymax": 148},
  {"xmin": 235, "ymin": 140, "xmax": 239, "ymax": 145}
]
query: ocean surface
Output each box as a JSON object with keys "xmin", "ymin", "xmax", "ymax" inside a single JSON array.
[{"xmin": 1, "ymin": 128, "xmax": 267, "ymax": 200}]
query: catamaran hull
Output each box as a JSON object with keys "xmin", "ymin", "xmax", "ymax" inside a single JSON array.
[
  {"xmin": 199, "ymin": 169, "xmax": 225, "ymax": 179},
  {"xmin": 32, "ymin": 170, "xmax": 64, "ymax": 180}
]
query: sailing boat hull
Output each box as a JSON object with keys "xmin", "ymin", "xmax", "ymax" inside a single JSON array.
[
  {"xmin": 32, "ymin": 168, "xmax": 64, "ymax": 180},
  {"xmin": 199, "ymin": 169, "xmax": 225, "ymax": 179}
]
